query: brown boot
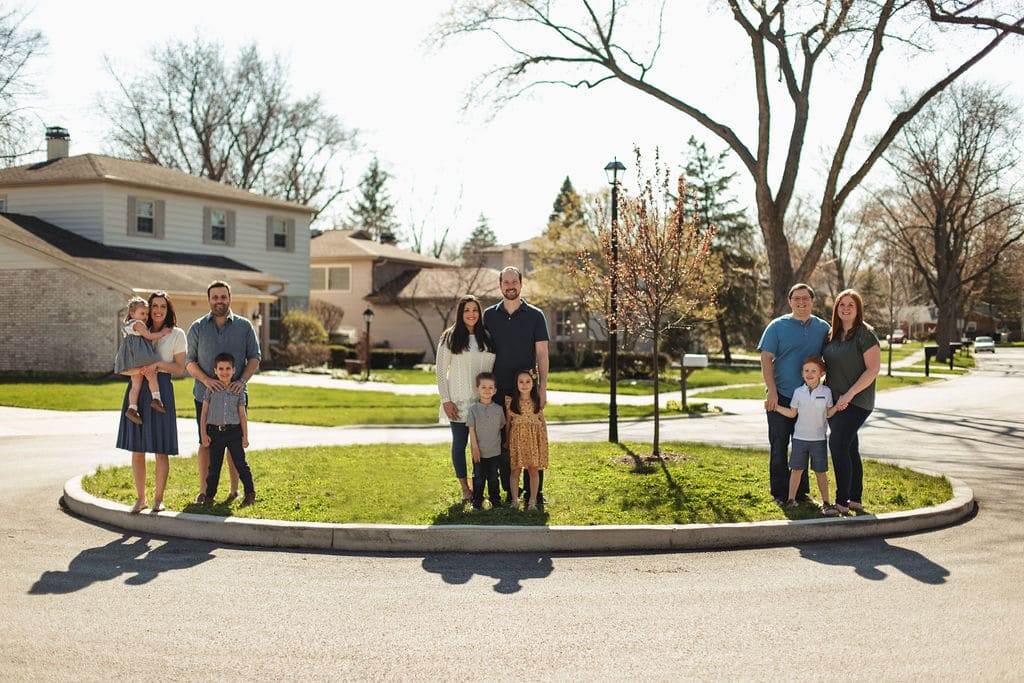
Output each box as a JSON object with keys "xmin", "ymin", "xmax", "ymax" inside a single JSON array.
[
  {"xmin": 240, "ymin": 493, "xmax": 256, "ymax": 508},
  {"xmin": 150, "ymin": 398, "xmax": 166, "ymax": 414},
  {"xmin": 125, "ymin": 408, "xmax": 143, "ymax": 425}
]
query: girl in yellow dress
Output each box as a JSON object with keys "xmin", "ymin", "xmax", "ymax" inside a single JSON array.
[{"xmin": 505, "ymin": 369, "xmax": 549, "ymax": 510}]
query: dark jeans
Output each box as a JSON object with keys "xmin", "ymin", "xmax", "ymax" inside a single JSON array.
[
  {"xmin": 204, "ymin": 425, "xmax": 255, "ymax": 499},
  {"xmin": 829, "ymin": 404, "xmax": 871, "ymax": 506},
  {"xmin": 449, "ymin": 422, "xmax": 477, "ymax": 480},
  {"xmin": 472, "ymin": 456, "xmax": 502, "ymax": 507},
  {"xmin": 766, "ymin": 394, "xmax": 809, "ymax": 500}
]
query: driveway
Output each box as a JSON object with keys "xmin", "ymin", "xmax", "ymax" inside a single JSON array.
[{"xmin": 1, "ymin": 350, "xmax": 1021, "ymax": 679}]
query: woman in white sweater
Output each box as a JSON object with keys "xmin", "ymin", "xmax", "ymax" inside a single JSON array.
[{"xmin": 436, "ymin": 295, "xmax": 496, "ymax": 502}]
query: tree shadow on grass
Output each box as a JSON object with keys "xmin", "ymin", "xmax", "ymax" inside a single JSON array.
[
  {"xmin": 797, "ymin": 537, "xmax": 951, "ymax": 584},
  {"xmin": 29, "ymin": 533, "xmax": 216, "ymax": 594},
  {"xmin": 421, "ymin": 553, "xmax": 554, "ymax": 594}
]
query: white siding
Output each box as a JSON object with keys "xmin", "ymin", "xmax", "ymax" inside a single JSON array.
[
  {"xmin": 3, "ymin": 185, "xmax": 106, "ymax": 242},
  {"xmin": 101, "ymin": 188, "xmax": 311, "ymax": 301}
]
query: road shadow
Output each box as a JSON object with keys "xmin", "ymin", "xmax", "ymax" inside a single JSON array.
[
  {"xmin": 29, "ymin": 534, "xmax": 216, "ymax": 594},
  {"xmin": 421, "ymin": 553, "xmax": 554, "ymax": 594},
  {"xmin": 796, "ymin": 537, "xmax": 950, "ymax": 584}
]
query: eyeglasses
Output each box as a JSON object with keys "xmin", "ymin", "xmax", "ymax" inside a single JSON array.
[{"xmin": 789, "ymin": 296, "xmax": 812, "ymax": 302}]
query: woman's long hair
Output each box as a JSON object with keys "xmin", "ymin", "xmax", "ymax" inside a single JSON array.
[
  {"xmin": 827, "ymin": 289, "xmax": 865, "ymax": 343},
  {"xmin": 440, "ymin": 294, "xmax": 494, "ymax": 354},
  {"xmin": 509, "ymin": 369, "xmax": 540, "ymax": 414},
  {"xmin": 147, "ymin": 291, "xmax": 178, "ymax": 331}
]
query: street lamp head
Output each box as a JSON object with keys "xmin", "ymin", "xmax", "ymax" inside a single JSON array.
[
  {"xmin": 363, "ymin": 308, "xmax": 374, "ymax": 324},
  {"xmin": 604, "ymin": 158, "xmax": 626, "ymax": 185}
]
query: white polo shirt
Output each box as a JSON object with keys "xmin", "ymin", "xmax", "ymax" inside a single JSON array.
[{"xmin": 791, "ymin": 383, "xmax": 833, "ymax": 441}]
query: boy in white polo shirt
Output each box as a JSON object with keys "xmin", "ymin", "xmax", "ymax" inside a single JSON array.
[{"xmin": 773, "ymin": 356, "xmax": 840, "ymax": 516}]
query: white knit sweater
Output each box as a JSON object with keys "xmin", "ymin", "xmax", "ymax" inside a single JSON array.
[{"xmin": 435, "ymin": 336, "xmax": 496, "ymax": 424}]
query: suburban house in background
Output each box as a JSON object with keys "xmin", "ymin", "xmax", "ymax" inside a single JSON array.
[
  {"xmin": 475, "ymin": 237, "xmax": 595, "ymax": 359},
  {"xmin": 309, "ymin": 228, "xmax": 499, "ymax": 361},
  {"xmin": 0, "ymin": 127, "xmax": 315, "ymax": 373}
]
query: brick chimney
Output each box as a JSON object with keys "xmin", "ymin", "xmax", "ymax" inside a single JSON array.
[{"xmin": 46, "ymin": 126, "xmax": 70, "ymax": 160}]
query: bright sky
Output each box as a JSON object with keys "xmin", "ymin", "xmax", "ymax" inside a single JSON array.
[{"xmin": 22, "ymin": 0, "xmax": 1024, "ymax": 248}]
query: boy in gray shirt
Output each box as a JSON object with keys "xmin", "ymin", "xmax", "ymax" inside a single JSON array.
[{"xmin": 467, "ymin": 372, "xmax": 506, "ymax": 510}]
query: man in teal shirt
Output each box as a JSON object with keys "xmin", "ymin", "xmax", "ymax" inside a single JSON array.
[{"xmin": 757, "ymin": 283, "xmax": 831, "ymax": 504}]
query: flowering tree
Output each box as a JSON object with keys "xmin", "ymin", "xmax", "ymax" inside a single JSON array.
[{"xmin": 574, "ymin": 150, "xmax": 720, "ymax": 457}]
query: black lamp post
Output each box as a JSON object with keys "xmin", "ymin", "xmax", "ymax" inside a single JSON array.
[
  {"xmin": 604, "ymin": 158, "xmax": 626, "ymax": 443},
  {"xmin": 362, "ymin": 307, "xmax": 374, "ymax": 381}
]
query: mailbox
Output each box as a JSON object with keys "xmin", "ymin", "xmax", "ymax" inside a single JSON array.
[
  {"xmin": 679, "ymin": 354, "xmax": 708, "ymax": 407},
  {"xmin": 682, "ymin": 354, "xmax": 709, "ymax": 368}
]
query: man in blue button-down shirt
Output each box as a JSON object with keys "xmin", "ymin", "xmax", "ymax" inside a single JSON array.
[
  {"xmin": 757, "ymin": 283, "xmax": 830, "ymax": 505},
  {"xmin": 186, "ymin": 281, "xmax": 261, "ymax": 504}
]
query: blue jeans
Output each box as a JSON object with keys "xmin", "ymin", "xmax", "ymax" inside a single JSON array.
[
  {"xmin": 766, "ymin": 394, "xmax": 809, "ymax": 500},
  {"xmin": 449, "ymin": 422, "xmax": 476, "ymax": 480},
  {"xmin": 829, "ymin": 404, "xmax": 871, "ymax": 506}
]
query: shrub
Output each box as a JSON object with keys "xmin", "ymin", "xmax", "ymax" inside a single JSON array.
[
  {"xmin": 328, "ymin": 345, "xmax": 358, "ymax": 367},
  {"xmin": 268, "ymin": 343, "xmax": 331, "ymax": 369},
  {"xmin": 601, "ymin": 351, "xmax": 671, "ymax": 379},
  {"xmin": 309, "ymin": 299, "xmax": 345, "ymax": 334},
  {"xmin": 281, "ymin": 310, "xmax": 328, "ymax": 345},
  {"xmin": 370, "ymin": 348, "xmax": 425, "ymax": 369}
]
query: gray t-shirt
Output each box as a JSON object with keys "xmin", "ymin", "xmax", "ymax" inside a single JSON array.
[{"xmin": 466, "ymin": 401, "xmax": 506, "ymax": 458}]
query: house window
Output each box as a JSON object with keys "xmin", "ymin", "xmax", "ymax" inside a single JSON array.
[
  {"xmin": 211, "ymin": 210, "xmax": 227, "ymax": 242},
  {"xmin": 203, "ymin": 207, "xmax": 235, "ymax": 245},
  {"xmin": 272, "ymin": 219, "xmax": 287, "ymax": 247},
  {"xmin": 266, "ymin": 216, "xmax": 295, "ymax": 252},
  {"xmin": 0, "ymin": 195, "xmax": 7, "ymax": 212},
  {"xmin": 555, "ymin": 309, "xmax": 575, "ymax": 339},
  {"xmin": 311, "ymin": 268, "xmax": 327, "ymax": 291},
  {"xmin": 311, "ymin": 266, "xmax": 351, "ymax": 291},
  {"xmin": 137, "ymin": 201, "xmax": 154, "ymax": 233},
  {"xmin": 127, "ymin": 196, "xmax": 165, "ymax": 238},
  {"xmin": 268, "ymin": 299, "xmax": 283, "ymax": 343}
]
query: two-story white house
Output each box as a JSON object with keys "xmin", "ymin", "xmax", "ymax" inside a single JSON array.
[{"xmin": 0, "ymin": 128, "xmax": 315, "ymax": 373}]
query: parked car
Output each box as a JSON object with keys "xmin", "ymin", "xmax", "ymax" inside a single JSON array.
[
  {"xmin": 889, "ymin": 329, "xmax": 907, "ymax": 344},
  {"xmin": 973, "ymin": 336, "xmax": 995, "ymax": 353}
]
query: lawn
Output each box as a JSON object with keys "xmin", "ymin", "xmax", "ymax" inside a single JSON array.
[
  {"xmin": 0, "ymin": 376, "xmax": 703, "ymax": 426},
  {"xmin": 81, "ymin": 440, "xmax": 953, "ymax": 526},
  {"xmin": 368, "ymin": 366, "xmax": 766, "ymax": 393}
]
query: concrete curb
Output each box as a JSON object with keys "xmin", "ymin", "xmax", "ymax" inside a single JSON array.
[{"xmin": 62, "ymin": 468, "xmax": 974, "ymax": 553}]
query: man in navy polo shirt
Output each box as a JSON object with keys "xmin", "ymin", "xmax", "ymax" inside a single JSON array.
[
  {"xmin": 757, "ymin": 283, "xmax": 831, "ymax": 505},
  {"xmin": 483, "ymin": 266, "xmax": 549, "ymax": 504}
]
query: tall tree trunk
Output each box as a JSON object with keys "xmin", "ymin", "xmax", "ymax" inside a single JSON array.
[{"xmin": 716, "ymin": 314, "xmax": 732, "ymax": 364}]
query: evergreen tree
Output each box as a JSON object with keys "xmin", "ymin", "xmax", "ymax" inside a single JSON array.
[
  {"xmin": 532, "ymin": 177, "xmax": 596, "ymax": 307},
  {"xmin": 684, "ymin": 136, "xmax": 764, "ymax": 363},
  {"xmin": 349, "ymin": 157, "xmax": 400, "ymax": 243},
  {"xmin": 460, "ymin": 213, "xmax": 497, "ymax": 265}
]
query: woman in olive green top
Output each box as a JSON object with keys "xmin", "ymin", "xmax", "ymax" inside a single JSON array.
[{"xmin": 823, "ymin": 289, "xmax": 881, "ymax": 514}]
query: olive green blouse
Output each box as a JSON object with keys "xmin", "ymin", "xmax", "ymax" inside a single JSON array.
[{"xmin": 823, "ymin": 325, "xmax": 880, "ymax": 412}]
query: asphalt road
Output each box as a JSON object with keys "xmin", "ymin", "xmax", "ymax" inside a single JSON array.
[{"xmin": 1, "ymin": 350, "xmax": 1022, "ymax": 680}]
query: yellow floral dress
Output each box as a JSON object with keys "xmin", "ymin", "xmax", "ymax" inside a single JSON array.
[{"xmin": 505, "ymin": 396, "xmax": 549, "ymax": 470}]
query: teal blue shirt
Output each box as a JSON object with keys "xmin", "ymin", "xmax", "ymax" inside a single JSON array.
[{"xmin": 757, "ymin": 314, "xmax": 831, "ymax": 398}]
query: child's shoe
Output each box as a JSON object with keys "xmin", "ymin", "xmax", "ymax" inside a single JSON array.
[
  {"xmin": 150, "ymin": 398, "xmax": 166, "ymax": 414},
  {"xmin": 527, "ymin": 500, "xmax": 537, "ymax": 510},
  {"xmin": 785, "ymin": 499, "xmax": 799, "ymax": 508},
  {"xmin": 470, "ymin": 503, "xmax": 482, "ymax": 511},
  {"xmin": 125, "ymin": 408, "xmax": 143, "ymax": 425},
  {"xmin": 822, "ymin": 503, "xmax": 839, "ymax": 517}
]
